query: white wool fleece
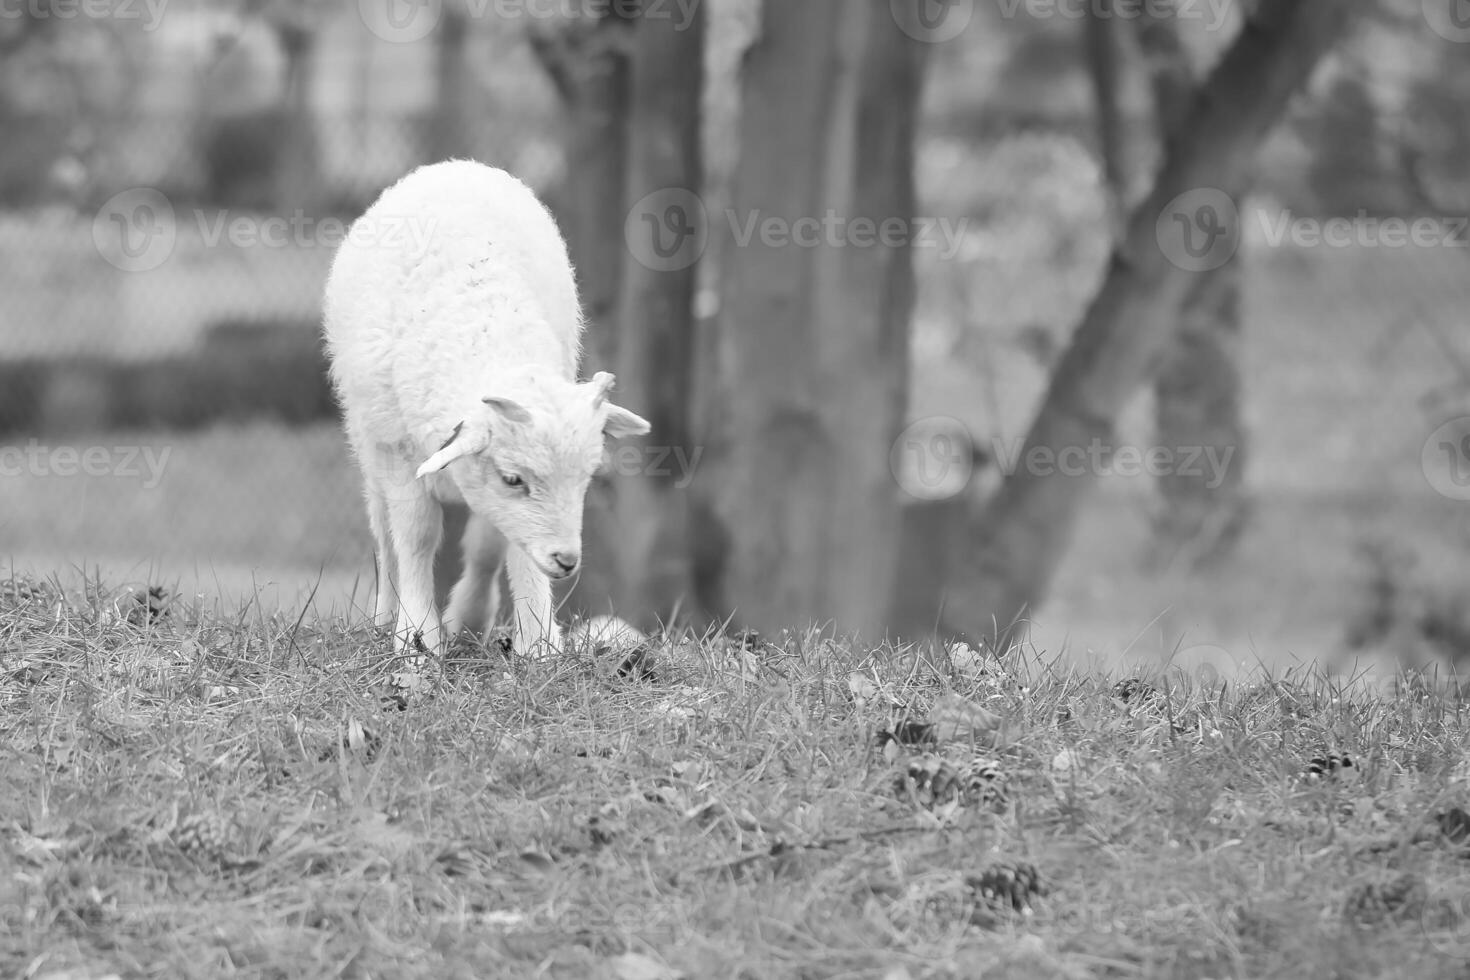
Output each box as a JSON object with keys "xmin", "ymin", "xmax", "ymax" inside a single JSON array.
[
  {"xmin": 324, "ymin": 160, "xmax": 649, "ymax": 657},
  {"xmin": 326, "ymin": 160, "xmax": 580, "ymax": 452}
]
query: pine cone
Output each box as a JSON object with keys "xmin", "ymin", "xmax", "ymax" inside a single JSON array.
[
  {"xmin": 1343, "ymin": 873, "xmax": 1426, "ymax": 925},
  {"xmin": 174, "ymin": 811, "xmax": 243, "ymax": 863},
  {"xmin": 960, "ymin": 758, "xmax": 1009, "ymax": 809},
  {"xmin": 1304, "ymin": 753, "xmax": 1357, "ymax": 782},
  {"xmin": 127, "ymin": 586, "xmax": 171, "ymax": 626},
  {"xmin": 1112, "ymin": 678, "xmax": 1158, "ymax": 703},
  {"xmin": 896, "ymin": 754, "xmax": 1008, "ymax": 812},
  {"xmin": 967, "ymin": 860, "xmax": 1045, "ymax": 914}
]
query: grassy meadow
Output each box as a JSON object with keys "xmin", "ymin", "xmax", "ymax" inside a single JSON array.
[{"xmin": 6, "ymin": 577, "xmax": 1470, "ymax": 979}]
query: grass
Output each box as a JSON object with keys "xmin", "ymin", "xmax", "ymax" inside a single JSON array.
[{"xmin": 8, "ymin": 574, "xmax": 1470, "ymax": 979}]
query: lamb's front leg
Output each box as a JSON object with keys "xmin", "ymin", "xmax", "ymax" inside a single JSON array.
[
  {"xmin": 385, "ymin": 487, "xmax": 445, "ymax": 659},
  {"xmin": 506, "ymin": 545, "xmax": 559, "ymax": 658}
]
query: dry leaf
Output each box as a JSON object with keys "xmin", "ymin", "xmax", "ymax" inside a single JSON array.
[
  {"xmin": 929, "ymin": 693, "xmax": 1004, "ymax": 743},
  {"xmin": 609, "ymin": 952, "xmax": 683, "ymax": 980},
  {"xmin": 847, "ymin": 672, "xmax": 881, "ymax": 706},
  {"xmin": 947, "ymin": 642, "xmax": 987, "ymax": 674}
]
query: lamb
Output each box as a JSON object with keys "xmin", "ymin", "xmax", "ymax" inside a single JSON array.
[{"xmin": 322, "ymin": 160, "xmax": 649, "ymax": 657}]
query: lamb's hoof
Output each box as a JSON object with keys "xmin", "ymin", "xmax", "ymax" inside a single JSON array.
[{"xmin": 512, "ymin": 634, "xmax": 560, "ymax": 663}]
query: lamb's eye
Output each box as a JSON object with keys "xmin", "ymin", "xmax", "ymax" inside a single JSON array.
[{"xmin": 502, "ymin": 473, "xmax": 525, "ymax": 490}]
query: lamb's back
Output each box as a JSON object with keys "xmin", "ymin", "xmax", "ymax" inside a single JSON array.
[{"xmin": 324, "ymin": 161, "xmax": 582, "ymax": 443}]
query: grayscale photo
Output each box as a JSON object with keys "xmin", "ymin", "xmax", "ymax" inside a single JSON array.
[{"xmin": 2, "ymin": 1, "xmax": 1469, "ymax": 976}]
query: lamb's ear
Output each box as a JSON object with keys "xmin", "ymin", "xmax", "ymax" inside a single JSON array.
[
  {"xmin": 416, "ymin": 421, "xmax": 480, "ymax": 478},
  {"xmin": 482, "ymin": 395, "xmax": 532, "ymax": 425},
  {"xmin": 602, "ymin": 403, "xmax": 650, "ymax": 439}
]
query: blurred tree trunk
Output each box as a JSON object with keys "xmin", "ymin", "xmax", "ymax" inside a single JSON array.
[
  {"xmin": 427, "ymin": 6, "xmax": 471, "ymax": 161},
  {"xmin": 1137, "ymin": 14, "xmax": 1249, "ymax": 572},
  {"xmin": 946, "ymin": 3, "xmax": 1356, "ymax": 647},
  {"xmin": 1086, "ymin": 8, "xmax": 1250, "ymax": 573},
  {"xmin": 272, "ymin": 14, "xmax": 319, "ymax": 212},
  {"xmin": 613, "ymin": 3, "xmax": 706, "ymax": 622},
  {"xmin": 1085, "ymin": 0, "xmax": 1131, "ymax": 240},
  {"xmin": 527, "ymin": 13, "xmax": 636, "ymax": 619},
  {"xmin": 530, "ymin": 15, "xmax": 635, "ymax": 375},
  {"xmin": 694, "ymin": 0, "xmax": 927, "ymax": 638}
]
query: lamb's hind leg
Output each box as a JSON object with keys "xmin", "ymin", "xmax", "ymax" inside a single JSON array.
[{"xmin": 444, "ymin": 513, "xmax": 506, "ymax": 641}]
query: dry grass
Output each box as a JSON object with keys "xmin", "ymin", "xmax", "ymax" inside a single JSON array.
[{"xmin": 6, "ymin": 572, "xmax": 1470, "ymax": 980}]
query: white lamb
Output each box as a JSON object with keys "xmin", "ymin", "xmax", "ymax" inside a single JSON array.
[{"xmin": 323, "ymin": 160, "xmax": 649, "ymax": 656}]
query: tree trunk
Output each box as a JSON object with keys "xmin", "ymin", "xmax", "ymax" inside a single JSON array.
[
  {"xmin": 427, "ymin": 7, "xmax": 471, "ymax": 162},
  {"xmin": 530, "ymin": 15, "xmax": 635, "ymax": 375},
  {"xmin": 526, "ymin": 14, "xmax": 636, "ymax": 619},
  {"xmin": 273, "ymin": 18, "xmax": 319, "ymax": 212},
  {"xmin": 611, "ymin": 2, "xmax": 705, "ymax": 623},
  {"xmin": 945, "ymin": 2, "xmax": 1356, "ymax": 647},
  {"xmin": 1138, "ymin": 13, "xmax": 1250, "ymax": 571},
  {"xmin": 1149, "ymin": 261, "xmax": 1248, "ymax": 571},
  {"xmin": 695, "ymin": 0, "xmax": 927, "ymax": 638},
  {"xmin": 1085, "ymin": 0, "xmax": 1130, "ymax": 240}
]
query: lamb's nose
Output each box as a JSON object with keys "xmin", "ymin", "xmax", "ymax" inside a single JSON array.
[{"xmin": 551, "ymin": 551, "xmax": 580, "ymax": 574}]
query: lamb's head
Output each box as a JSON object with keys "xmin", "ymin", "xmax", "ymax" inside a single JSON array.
[{"xmin": 416, "ymin": 371, "xmax": 650, "ymax": 579}]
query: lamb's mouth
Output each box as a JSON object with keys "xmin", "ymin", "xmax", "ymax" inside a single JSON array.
[{"xmin": 541, "ymin": 561, "xmax": 574, "ymax": 581}]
